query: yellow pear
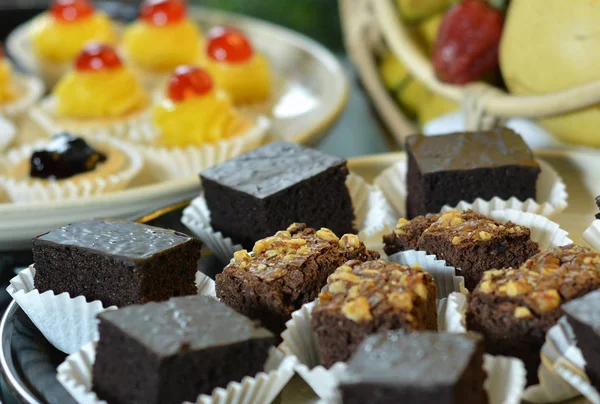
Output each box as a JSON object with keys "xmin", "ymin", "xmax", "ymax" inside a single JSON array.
[
  {"xmin": 379, "ymin": 51, "xmax": 410, "ymax": 91},
  {"xmin": 397, "ymin": 0, "xmax": 454, "ymax": 22},
  {"xmin": 417, "ymin": 94, "xmax": 459, "ymax": 126},
  {"xmin": 500, "ymin": 0, "xmax": 600, "ymax": 146}
]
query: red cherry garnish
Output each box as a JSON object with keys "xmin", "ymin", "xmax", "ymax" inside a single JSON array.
[
  {"xmin": 207, "ymin": 26, "xmax": 254, "ymax": 63},
  {"xmin": 74, "ymin": 43, "xmax": 122, "ymax": 72},
  {"xmin": 140, "ymin": 0, "xmax": 186, "ymax": 26},
  {"xmin": 167, "ymin": 65, "xmax": 213, "ymax": 102},
  {"xmin": 51, "ymin": 0, "xmax": 94, "ymax": 22}
]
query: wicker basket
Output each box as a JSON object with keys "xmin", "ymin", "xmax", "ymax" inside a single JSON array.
[{"xmin": 340, "ymin": 0, "xmax": 600, "ymax": 144}]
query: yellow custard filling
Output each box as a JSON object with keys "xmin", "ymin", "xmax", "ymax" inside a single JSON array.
[
  {"xmin": 202, "ymin": 54, "xmax": 271, "ymax": 105},
  {"xmin": 122, "ymin": 19, "xmax": 203, "ymax": 72},
  {"xmin": 54, "ymin": 67, "xmax": 147, "ymax": 118},
  {"xmin": 152, "ymin": 90, "xmax": 251, "ymax": 147},
  {"xmin": 0, "ymin": 61, "xmax": 17, "ymax": 103},
  {"xmin": 30, "ymin": 12, "xmax": 117, "ymax": 63}
]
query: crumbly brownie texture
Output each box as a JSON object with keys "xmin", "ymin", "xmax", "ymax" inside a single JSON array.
[
  {"xmin": 93, "ymin": 296, "xmax": 275, "ymax": 404},
  {"xmin": 215, "ymin": 223, "xmax": 379, "ymax": 335},
  {"xmin": 201, "ymin": 141, "xmax": 355, "ymax": 248},
  {"xmin": 383, "ymin": 210, "xmax": 539, "ymax": 290},
  {"xmin": 33, "ymin": 220, "xmax": 202, "ymax": 307},
  {"xmin": 562, "ymin": 290, "xmax": 600, "ymax": 391},
  {"xmin": 311, "ymin": 260, "xmax": 438, "ymax": 367},
  {"xmin": 405, "ymin": 128, "xmax": 540, "ymax": 218},
  {"xmin": 340, "ymin": 331, "xmax": 488, "ymax": 404},
  {"xmin": 467, "ymin": 244, "xmax": 600, "ymax": 385}
]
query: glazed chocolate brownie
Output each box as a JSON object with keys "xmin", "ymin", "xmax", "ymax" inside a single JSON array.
[
  {"xmin": 406, "ymin": 128, "xmax": 540, "ymax": 218},
  {"xmin": 563, "ymin": 290, "xmax": 600, "ymax": 391},
  {"xmin": 383, "ymin": 210, "xmax": 539, "ymax": 290},
  {"xmin": 33, "ymin": 220, "xmax": 202, "ymax": 307},
  {"xmin": 216, "ymin": 223, "xmax": 378, "ymax": 334},
  {"xmin": 93, "ymin": 296, "xmax": 275, "ymax": 404},
  {"xmin": 312, "ymin": 260, "xmax": 438, "ymax": 367},
  {"xmin": 340, "ymin": 331, "xmax": 487, "ymax": 404},
  {"xmin": 200, "ymin": 141, "xmax": 355, "ymax": 248},
  {"xmin": 467, "ymin": 245, "xmax": 600, "ymax": 385}
]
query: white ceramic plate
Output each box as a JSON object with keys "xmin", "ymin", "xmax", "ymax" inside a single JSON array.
[{"xmin": 7, "ymin": 6, "xmax": 348, "ymax": 146}]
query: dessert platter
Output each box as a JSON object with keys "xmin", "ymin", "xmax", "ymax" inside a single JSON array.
[
  {"xmin": 0, "ymin": 0, "xmax": 348, "ymax": 250},
  {"xmin": 2, "ymin": 123, "xmax": 600, "ymax": 404}
]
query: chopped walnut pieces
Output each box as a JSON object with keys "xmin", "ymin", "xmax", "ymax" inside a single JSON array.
[
  {"xmin": 479, "ymin": 281, "xmax": 493, "ymax": 294},
  {"xmin": 316, "ymin": 228, "xmax": 339, "ymax": 242},
  {"xmin": 532, "ymin": 289, "xmax": 561, "ymax": 312},
  {"xmin": 505, "ymin": 279, "xmax": 533, "ymax": 297},
  {"xmin": 233, "ymin": 249, "xmax": 251, "ymax": 263},
  {"xmin": 329, "ymin": 272, "xmax": 362, "ymax": 283},
  {"xmin": 253, "ymin": 237, "xmax": 273, "ymax": 255},
  {"xmin": 452, "ymin": 236, "xmax": 462, "ymax": 245},
  {"xmin": 514, "ymin": 306, "xmax": 533, "ymax": 319},
  {"xmin": 337, "ymin": 265, "xmax": 353, "ymax": 273},
  {"xmin": 339, "ymin": 234, "xmax": 361, "ymax": 250},
  {"xmin": 414, "ymin": 283, "xmax": 428, "ymax": 299},
  {"xmin": 394, "ymin": 218, "xmax": 411, "ymax": 236},
  {"xmin": 342, "ymin": 297, "xmax": 372, "ymax": 322},
  {"xmin": 286, "ymin": 222, "xmax": 306, "ymax": 234},
  {"xmin": 275, "ymin": 230, "xmax": 291, "ymax": 239},
  {"xmin": 388, "ymin": 292, "xmax": 413, "ymax": 311},
  {"xmin": 329, "ymin": 281, "xmax": 347, "ymax": 294},
  {"xmin": 479, "ymin": 231, "xmax": 492, "ymax": 241}
]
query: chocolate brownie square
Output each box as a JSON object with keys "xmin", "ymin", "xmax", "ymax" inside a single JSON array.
[
  {"xmin": 383, "ymin": 210, "xmax": 539, "ymax": 290},
  {"xmin": 216, "ymin": 223, "xmax": 379, "ymax": 335},
  {"xmin": 33, "ymin": 220, "xmax": 202, "ymax": 307},
  {"xmin": 339, "ymin": 331, "xmax": 488, "ymax": 404},
  {"xmin": 312, "ymin": 260, "xmax": 438, "ymax": 367},
  {"xmin": 200, "ymin": 141, "xmax": 355, "ymax": 248},
  {"xmin": 92, "ymin": 296, "xmax": 275, "ymax": 404},
  {"xmin": 405, "ymin": 128, "xmax": 540, "ymax": 218},
  {"xmin": 563, "ymin": 289, "xmax": 600, "ymax": 391},
  {"xmin": 467, "ymin": 245, "xmax": 600, "ymax": 385}
]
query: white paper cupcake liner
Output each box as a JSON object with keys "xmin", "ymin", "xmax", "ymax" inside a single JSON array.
[
  {"xmin": 29, "ymin": 96, "xmax": 151, "ymax": 140},
  {"xmin": 137, "ymin": 116, "xmax": 270, "ymax": 182},
  {"xmin": 374, "ymin": 158, "xmax": 568, "ymax": 218},
  {"xmin": 7, "ymin": 265, "xmax": 217, "ymax": 354},
  {"xmin": 0, "ymin": 73, "xmax": 45, "ymax": 120},
  {"xmin": 56, "ymin": 341, "xmax": 297, "ymax": 404},
  {"xmin": 583, "ymin": 220, "xmax": 600, "ymax": 252},
  {"xmin": 182, "ymin": 172, "xmax": 398, "ymax": 263},
  {"xmin": 280, "ymin": 298, "xmax": 526, "ymax": 403},
  {"xmin": 0, "ymin": 134, "xmax": 143, "ymax": 202},
  {"xmin": 0, "ymin": 115, "xmax": 17, "ymax": 153}
]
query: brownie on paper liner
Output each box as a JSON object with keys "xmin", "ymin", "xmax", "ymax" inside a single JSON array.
[
  {"xmin": 583, "ymin": 220, "xmax": 600, "ymax": 252},
  {"xmin": 7, "ymin": 265, "xmax": 216, "ymax": 354},
  {"xmin": 182, "ymin": 173, "xmax": 398, "ymax": 263},
  {"xmin": 280, "ymin": 300, "xmax": 526, "ymax": 404},
  {"xmin": 56, "ymin": 341, "xmax": 297, "ymax": 404},
  {"xmin": 375, "ymin": 158, "xmax": 568, "ymax": 218},
  {"xmin": 0, "ymin": 134, "xmax": 143, "ymax": 202}
]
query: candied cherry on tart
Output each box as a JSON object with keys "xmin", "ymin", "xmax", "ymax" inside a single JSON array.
[
  {"xmin": 74, "ymin": 43, "xmax": 123, "ymax": 72},
  {"xmin": 51, "ymin": 0, "xmax": 95, "ymax": 22},
  {"xmin": 206, "ymin": 26, "xmax": 254, "ymax": 63},
  {"xmin": 140, "ymin": 0, "xmax": 187, "ymax": 26},
  {"xmin": 167, "ymin": 65, "xmax": 213, "ymax": 102}
]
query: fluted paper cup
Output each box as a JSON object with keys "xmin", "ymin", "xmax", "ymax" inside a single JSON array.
[
  {"xmin": 374, "ymin": 158, "xmax": 568, "ymax": 218},
  {"xmin": 0, "ymin": 73, "xmax": 45, "ymax": 120},
  {"xmin": 583, "ymin": 220, "xmax": 600, "ymax": 252},
  {"xmin": 0, "ymin": 134, "xmax": 143, "ymax": 202},
  {"xmin": 137, "ymin": 116, "xmax": 270, "ymax": 182},
  {"xmin": 182, "ymin": 172, "xmax": 398, "ymax": 263},
  {"xmin": 56, "ymin": 342, "xmax": 297, "ymax": 404},
  {"xmin": 7, "ymin": 265, "xmax": 216, "ymax": 354}
]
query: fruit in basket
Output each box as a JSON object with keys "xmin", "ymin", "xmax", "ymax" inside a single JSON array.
[
  {"xmin": 380, "ymin": 51, "xmax": 429, "ymax": 117},
  {"xmin": 417, "ymin": 94, "xmax": 458, "ymax": 125},
  {"xmin": 500, "ymin": 0, "xmax": 600, "ymax": 147},
  {"xmin": 417, "ymin": 12, "xmax": 444, "ymax": 52},
  {"xmin": 432, "ymin": 0, "xmax": 504, "ymax": 85},
  {"xmin": 397, "ymin": 0, "xmax": 455, "ymax": 22}
]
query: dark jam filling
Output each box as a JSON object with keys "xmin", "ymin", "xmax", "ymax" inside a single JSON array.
[{"xmin": 30, "ymin": 133, "xmax": 107, "ymax": 180}]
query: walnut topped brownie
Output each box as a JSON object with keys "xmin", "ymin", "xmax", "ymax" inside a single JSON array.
[
  {"xmin": 383, "ymin": 210, "xmax": 539, "ymax": 290},
  {"xmin": 311, "ymin": 260, "xmax": 438, "ymax": 367},
  {"xmin": 467, "ymin": 244, "xmax": 600, "ymax": 385},
  {"xmin": 405, "ymin": 129, "xmax": 540, "ymax": 218},
  {"xmin": 215, "ymin": 223, "xmax": 379, "ymax": 334}
]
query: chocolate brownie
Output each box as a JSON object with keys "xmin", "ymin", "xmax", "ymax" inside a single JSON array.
[
  {"xmin": 406, "ymin": 128, "xmax": 540, "ymax": 218},
  {"xmin": 92, "ymin": 296, "xmax": 275, "ymax": 404},
  {"xmin": 33, "ymin": 220, "xmax": 202, "ymax": 307},
  {"xmin": 216, "ymin": 223, "xmax": 378, "ymax": 334},
  {"xmin": 563, "ymin": 290, "xmax": 600, "ymax": 391},
  {"xmin": 383, "ymin": 210, "xmax": 539, "ymax": 290},
  {"xmin": 340, "ymin": 331, "xmax": 488, "ymax": 404},
  {"xmin": 312, "ymin": 260, "xmax": 438, "ymax": 367},
  {"xmin": 200, "ymin": 141, "xmax": 355, "ymax": 248},
  {"xmin": 467, "ymin": 244, "xmax": 600, "ymax": 385}
]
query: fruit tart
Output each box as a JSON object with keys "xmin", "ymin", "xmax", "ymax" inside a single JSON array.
[
  {"xmin": 135, "ymin": 65, "xmax": 269, "ymax": 180},
  {"xmin": 121, "ymin": 0, "xmax": 204, "ymax": 88},
  {"xmin": 21, "ymin": 0, "xmax": 118, "ymax": 87},
  {"xmin": 0, "ymin": 132, "xmax": 142, "ymax": 202},
  {"xmin": 0, "ymin": 45, "xmax": 44, "ymax": 124},
  {"xmin": 201, "ymin": 26, "xmax": 272, "ymax": 105},
  {"xmin": 30, "ymin": 43, "xmax": 149, "ymax": 139}
]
